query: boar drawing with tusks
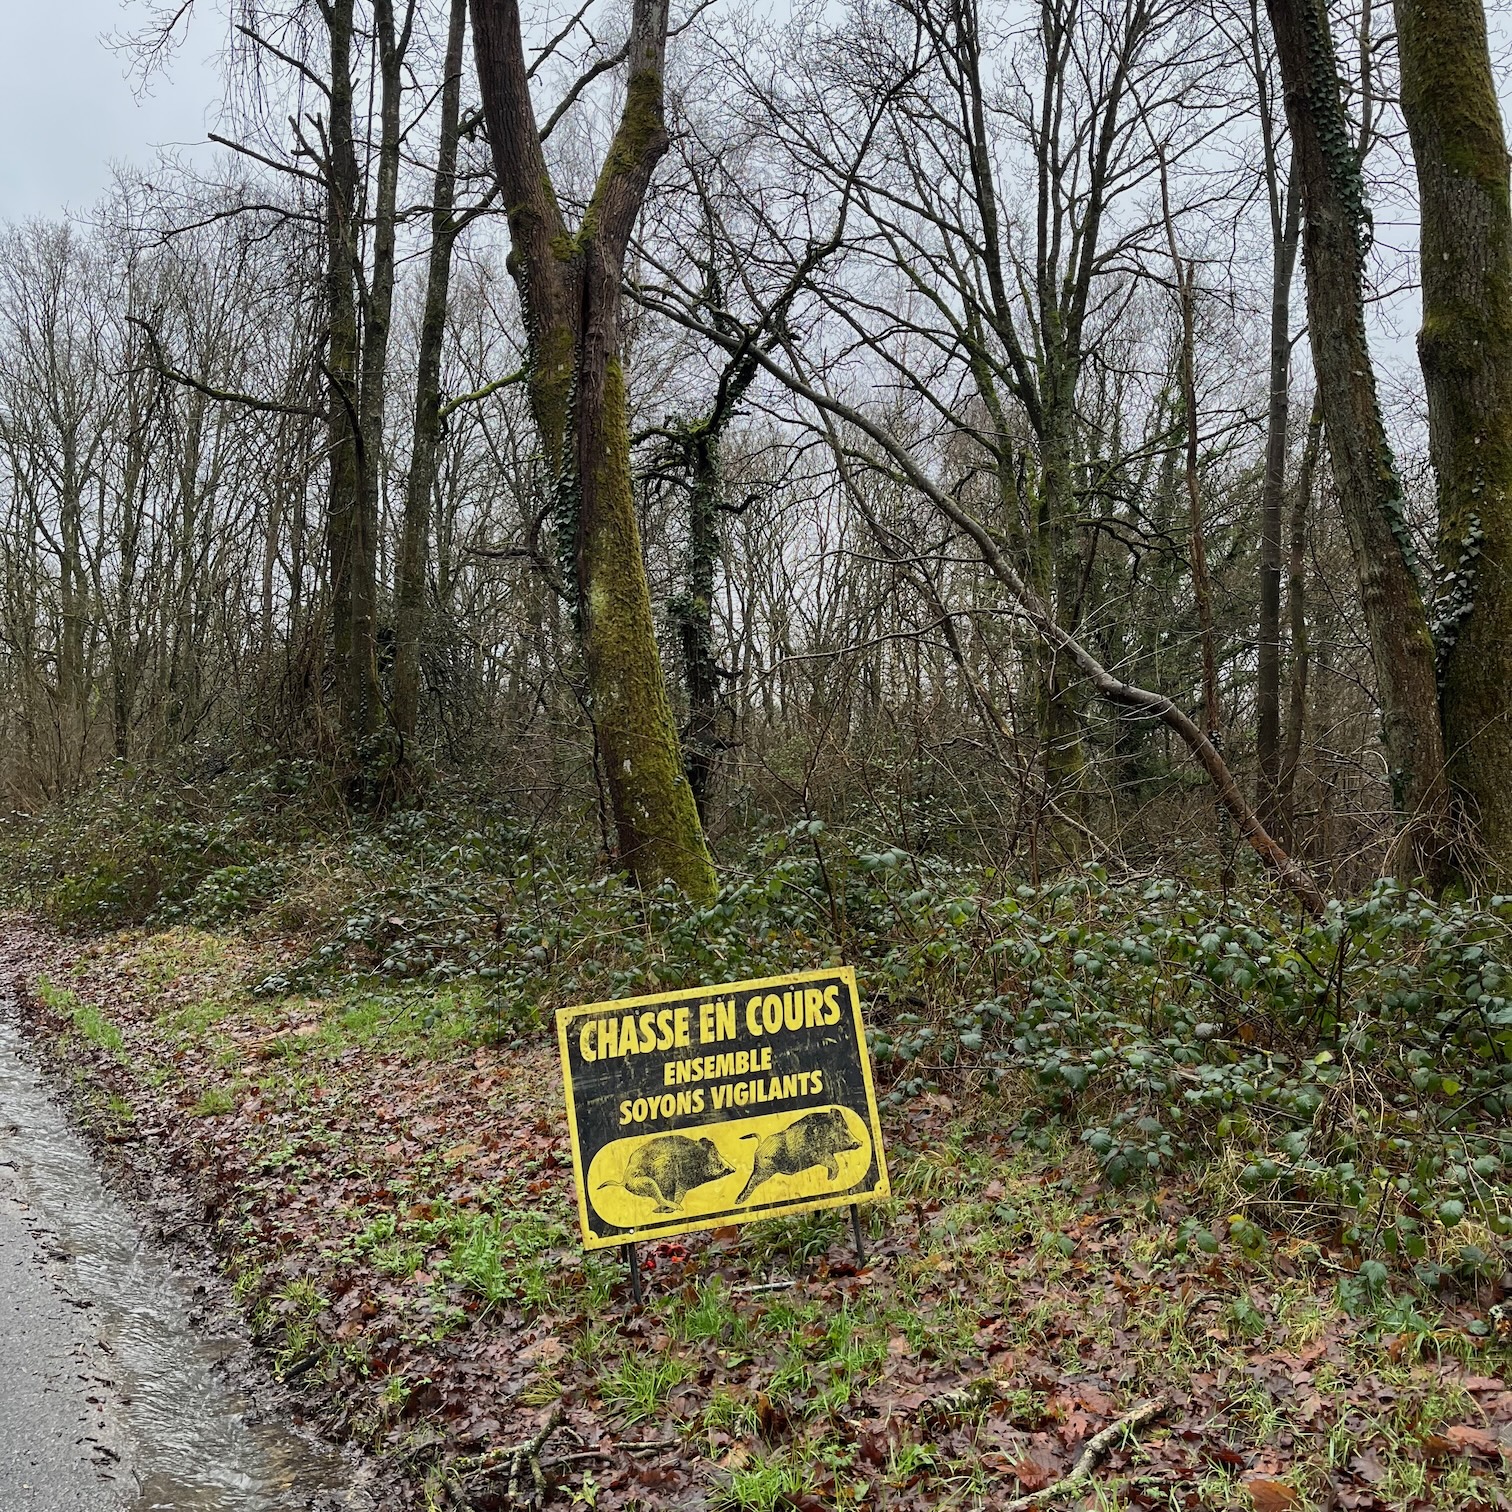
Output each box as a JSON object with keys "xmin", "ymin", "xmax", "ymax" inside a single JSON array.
[
  {"xmin": 597, "ymin": 1134, "xmax": 735, "ymax": 1212},
  {"xmin": 736, "ymin": 1109, "xmax": 864, "ymax": 1202}
]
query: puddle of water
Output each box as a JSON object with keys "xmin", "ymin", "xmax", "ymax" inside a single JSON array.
[{"xmin": 0, "ymin": 1017, "xmax": 356, "ymax": 1510}]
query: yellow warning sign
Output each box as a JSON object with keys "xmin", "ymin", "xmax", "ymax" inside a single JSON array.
[{"xmin": 556, "ymin": 968, "xmax": 889, "ymax": 1248}]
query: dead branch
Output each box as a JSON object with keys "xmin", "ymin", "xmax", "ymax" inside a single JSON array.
[
  {"xmin": 458, "ymin": 1404, "xmax": 564, "ymax": 1506},
  {"xmin": 1002, "ymin": 1395, "xmax": 1167, "ymax": 1511}
]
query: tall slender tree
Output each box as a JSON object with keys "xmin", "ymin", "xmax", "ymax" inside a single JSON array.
[
  {"xmin": 1244, "ymin": 0, "xmax": 1302, "ymax": 829},
  {"xmin": 393, "ymin": 0, "xmax": 471, "ymax": 747},
  {"xmin": 322, "ymin": 0, "xmax": 377, "ymax": 745}
]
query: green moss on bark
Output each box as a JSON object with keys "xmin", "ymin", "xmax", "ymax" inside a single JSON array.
[
  {"xmin": 1396, "ymin": 0, "xmax": 1512, "ymax": 883},
  {"xmin": 580, "ymin": 358, "xmax": 717, "ymax": 904}
]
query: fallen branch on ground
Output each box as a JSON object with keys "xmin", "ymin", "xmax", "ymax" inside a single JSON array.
[
  {"xmin": 506, "ymin": 1405, "xmax": 563, "ymax": 1505},
  {"xmin": 457, "ymin": 1404, "xmax": 564, "ymax": 1506},
  {"xmin": 1002, "ymin": 1395, "xmax": 1167, "ymax": 1511}
]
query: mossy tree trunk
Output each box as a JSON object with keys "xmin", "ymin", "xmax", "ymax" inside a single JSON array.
[
  {"xmin": 470, "ymin": 0, "xmax": 716, "ymax": 902},
  {"xmin": 1394, "ymin": 0, "xmax": 1512, "ymax": 884},
  {"xmin": 1265, "ymin": 0, "xmax": 1451, "ymax": 883}
]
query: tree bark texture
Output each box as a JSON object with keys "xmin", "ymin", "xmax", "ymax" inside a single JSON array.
[
  {"xmin": 470, "ymin": 0, "xmax": 716, "ymax": 902},
  {"xmin": 1394, "ymin": 0, "xmax": 1512, "ymax": 884},
  {"xmin": 393, "ymin": 0, "xmax": 468, "ymax": 745},
  {"xmin": 1257, "ymin": 168, "xmax": 1301, "ymax": 825},
  {"xmin": 1264, "ymin": 0, "xmax": 1450, "ymax": 882},
  {"xmin": 323, "ymin": 0, "xmax": 380, "ymax": 745}
]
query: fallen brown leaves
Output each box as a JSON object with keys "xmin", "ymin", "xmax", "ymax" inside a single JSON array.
[{"xmin": 2, "ymin": 918, "xmax": 1509, "ymax": 1512}]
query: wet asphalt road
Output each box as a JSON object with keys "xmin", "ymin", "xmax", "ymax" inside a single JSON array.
[
  {"xmin": 0, "ymin": 1153, "xmax": 127, "ymax": 1508},
  {"xmin": 0, "ymin": 999, "xmax": 361, "ymax": 1512}
]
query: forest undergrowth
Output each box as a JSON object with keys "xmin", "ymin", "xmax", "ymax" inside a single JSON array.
[{"xmin": 0, "ymin": 765, "xmax": 1509, "ymax": 1510}]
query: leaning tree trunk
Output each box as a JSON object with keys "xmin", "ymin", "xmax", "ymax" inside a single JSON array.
[
  {"xmin": 393, "ymin": 0, "xmax": 468, "ymax": 747},
  {"xmin": 1264, "ymin": 0, "xmax": 1450, "ymax": 884},
  {"xmin": 470, "ymin": 0, "xmax": 716, "ymax": 902},
  {"xmin": 1394, "ymin": 0, "xmax": 1512, "ymax": 885}
]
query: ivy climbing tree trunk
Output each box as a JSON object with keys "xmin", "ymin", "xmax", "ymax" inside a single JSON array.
[
  {"xmin": 1264, "ymin": 0, "xmax": 1450, "ymax": 883},
  {"xmin": 672, "ymin": 427, "xmax": 724, "ymax": 823},
  {"xmin": 666, "ymin": 329, "xmax": 765, "ymax": 823},
  {"xmin": 1394, "ymin": 0, "xmax": 1512, "ymax": 885},
  {"xmin": 470, "ymin": 0, "xmax": 716, "ymax": 902}
]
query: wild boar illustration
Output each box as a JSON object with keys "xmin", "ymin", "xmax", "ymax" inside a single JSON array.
[
  {"xmin": 597, "ymin": 1134, "xmax": 735, "ymax": 1213},
  {"xmin": 736, "ymin": 1109, "xmax": 864, "ymax": 1202}
]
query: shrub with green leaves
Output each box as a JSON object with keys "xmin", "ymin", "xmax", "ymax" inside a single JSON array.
[
  {"xmin": 0, "ymin": 759, "xmax": 315, "ymax": 927},
  {"xmin": 9, "ymin": 765, "xmax": 1507, "ymax": 1276},
  {"xmin": 866, "ymin": 872, "xmax": 1510, "ymax": 1272}
]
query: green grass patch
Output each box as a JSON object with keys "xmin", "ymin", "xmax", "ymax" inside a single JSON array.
[
  {"xmin": 600, "ymin": 1352, "xmax": 691, "ymax": 1423},
  {"xmin": 39, "ymin": 977, "xmax": 124, "ymax": 1056},
  {"xmin": 713, "ymin": 1448, "xmax": 819, "ymax": 1512},
  {"xmin": 189, "ymin": 1085, "xmax": 235, "ymax": 1117}
]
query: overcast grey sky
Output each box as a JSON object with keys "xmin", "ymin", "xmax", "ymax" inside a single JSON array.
[{"xmin": 0, "ymin": 0, "xmax": 221, "ymax": 222}]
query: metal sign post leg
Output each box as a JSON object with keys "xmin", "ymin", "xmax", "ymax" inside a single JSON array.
[
  {"xmin": 623, "ymin": 1242, "xmax": 643, "ymax": 1308},
  {"xmin": 850, "ymin": 1203, "xmax": 867, "ymax": 1266}
]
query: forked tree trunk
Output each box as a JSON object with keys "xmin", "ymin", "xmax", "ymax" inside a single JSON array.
[
  {"xmin": 470, "ymin": 0, "xmax": 716, "ymax": 902},
  {"xmin": 1264, "ymin": 0, "xmax": 1450, "ymax": 883},
  {"xmin": 1394, "ymin": 0, "xmax": 1512, "ymax": 885}
]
